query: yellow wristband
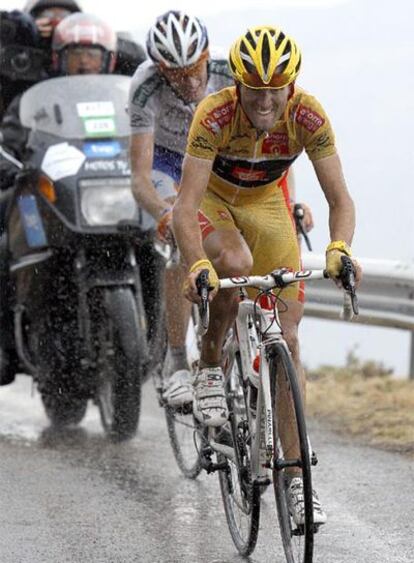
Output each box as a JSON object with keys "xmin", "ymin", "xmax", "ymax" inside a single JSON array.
[
  {"xmin": 326, "ymin": 240, "xmax": 352, "ymax": 257},
  {"xmin": 189, "ymin": 258, "xmax": 213, "ymax": 273}
]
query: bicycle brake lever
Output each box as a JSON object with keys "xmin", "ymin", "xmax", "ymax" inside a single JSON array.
[
  {"xmin": 293, "ymin": 204, "xmax": 312, "ymax": 251},
  {"xmin": 340, "ymin": 256, "xmax": 359, "ymax": 315}
]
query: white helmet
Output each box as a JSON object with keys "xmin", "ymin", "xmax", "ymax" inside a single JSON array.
[{"xmin": 146, "ymin": 10, "xmax": 209, "ymax": 69}]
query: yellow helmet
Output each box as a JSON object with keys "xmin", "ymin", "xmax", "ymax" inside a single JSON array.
[{"xmin": 229, "ymin": 26, "xmax": 301, "ymax": 89}]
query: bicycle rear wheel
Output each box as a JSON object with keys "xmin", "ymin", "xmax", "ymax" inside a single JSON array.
[
  {"xmin": 270, "ymin": 343, "xmax": 314, "ymax": 563},
  {"xmin": 165, "ymin": 404, "xmax": 204, "ymax": 479},
  {"xmin": 218, "ymin": 354, "xmax": 260, "ymax": 556}
]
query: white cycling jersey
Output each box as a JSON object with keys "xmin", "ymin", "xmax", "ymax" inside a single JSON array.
[
  {"xmin": 128, "ymin": 56, "xmax": 233, "ymax": 230},
  {"xmin": 128, "ymin": 57, "xmax": 233, "ymax": 181}
]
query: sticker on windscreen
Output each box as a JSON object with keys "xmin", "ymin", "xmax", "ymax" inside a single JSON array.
[
  {"xmin": 83, "ymin": 141, "xmax": 121, "ymax": 159},
  {"xmin": 77, "ymin": 101, "xmax": 115, "ymax": 118},
  {"xmin": 83, "ymin": 117, "xmax": 116, "ymax": 137},
  {"xmin": 41, "ymin": 142, "xmax": 86, "ymax": 181}
]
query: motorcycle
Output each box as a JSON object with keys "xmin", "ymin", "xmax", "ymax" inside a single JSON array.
[{"xmin": 2, "ymin": 74, "xmax": 164, "ymax": 440}]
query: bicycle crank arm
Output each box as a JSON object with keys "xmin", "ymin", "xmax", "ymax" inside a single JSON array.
[{"xmin": 274, "ymin": 458, "xmax": 303, "ymax": 470}]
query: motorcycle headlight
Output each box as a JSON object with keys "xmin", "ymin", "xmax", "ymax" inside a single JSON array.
[{"xmin": 79, "ymin": 178, "xmax": 138, "ymax": 226}]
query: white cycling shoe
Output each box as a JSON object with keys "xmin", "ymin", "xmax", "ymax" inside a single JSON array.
[
  {"xmin": 287, "ymin": 477, "xmax": 327, "ymax": 526},
  {"xmin": 193, "ymin": 366, "xmax": 229, "ymax": 427},
  {"xmin": 163, "ymin": 369, "xmax": 193, "ymax": 407}
]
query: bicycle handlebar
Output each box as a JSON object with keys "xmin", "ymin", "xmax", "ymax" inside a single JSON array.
[{"xmin": 196, "ymin": 261, "xmax": 359, "ymax": 335}]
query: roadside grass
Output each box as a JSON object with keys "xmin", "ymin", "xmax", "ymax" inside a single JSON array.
[{"xmin": 306, "ymin": 352, "xmax": 414, "ymax": 457}]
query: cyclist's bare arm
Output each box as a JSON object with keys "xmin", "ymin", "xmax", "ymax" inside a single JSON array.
[
  {"xmin": 173, "ymin": 154, "xmax": 215, "ymax": 298},
  {"xmin": 173, "ymin": 154, "xmax": 213, "ymax": 264},
  {"xmin": 312, "ymin": 153, "xmax": 355, "ymax": 244},
  {"xmin": 130, "ymin": 132, "xmax": 170, "ymax": 219}
]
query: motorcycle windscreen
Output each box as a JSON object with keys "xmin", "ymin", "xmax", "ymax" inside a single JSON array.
[{"xmin": 19, "ymin": 75, "xmax": 131, "ymax": 140}]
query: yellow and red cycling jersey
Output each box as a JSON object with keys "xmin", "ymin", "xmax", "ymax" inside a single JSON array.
[
  {"xmin": 186, "ymin": 85, "xmax": 336, "ymax": 303},
  {"xmin": 186, "ymin": 85, "xmax": 336, "ymax": 205}
]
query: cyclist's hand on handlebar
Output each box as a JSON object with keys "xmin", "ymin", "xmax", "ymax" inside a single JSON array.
[
  {"xmin": 183, "ymin": 258, "xmax": 219, "ymax": 303},
  {"xmin": 325, "ymin": 241, "xmax": 362, "ymax": 288},
  {"xmin": 156, "ymin": 208, "xmax": 173, "ymax": 243}
]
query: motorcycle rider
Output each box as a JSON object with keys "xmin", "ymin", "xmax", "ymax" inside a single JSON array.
[
  {"xmin": 1, "ymin": 0, "xmax": 144, "ymax": 119},
  {"xmin": 24, "ymin": 0, "xmax": 146, "ymax": 76},
  {"xmin": 0, "ymin": 12, "xmax": 117, "ymax": 385}
]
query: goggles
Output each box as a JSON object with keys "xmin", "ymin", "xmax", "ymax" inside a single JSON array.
[
  {"xmin": 37, "ymin": 8, "xmax": 71, "ymax": 23},
  {"xmin": 66, "ymin": 46, "xmax": 104, "ymax": 61},
  {"xmin": 239, "ymin": 71, "xmax": 292, "ymax": 90}
]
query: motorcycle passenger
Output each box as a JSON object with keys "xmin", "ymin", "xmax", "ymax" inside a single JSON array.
[
  {"xmin": 24, "ymin": 0, "xmax": 82, "ymax": 46},
  {"xmin": 128, "ymin": 10, "xmax": 234, "ymax": 407},
  {"xmin": 0, "ymin": 12, "xmax": 117, "ymax": 385},
  {"xmin": 0, "ymin": 9, "xmax": 44, "ymax": 119},
  {"xmin": 0, "ymin": 1, "xmax": 82, "ymax": 122}
]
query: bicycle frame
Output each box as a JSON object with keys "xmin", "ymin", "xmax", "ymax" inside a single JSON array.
[
  {"xmin": 226, "ymin": 295, "xmax": 288, "ymax": 483},
  {"xmin": 217, "ymin": 271, "xmax": 328, "ymax": 481}
]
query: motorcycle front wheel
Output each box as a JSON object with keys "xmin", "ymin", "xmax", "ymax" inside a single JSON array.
[{"xmin": 96, "ymin": 287, "xmax": 147, "ymax": 442}]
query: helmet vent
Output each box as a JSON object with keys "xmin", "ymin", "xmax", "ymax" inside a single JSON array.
[
  {"xmin": 274, "ymin": 30, "xmax": 285, "ymax": 50},
  {"xmin": 261, "ymin": 33, "xmax": 271, "ymax": 77},
  {"xmin": 239, "ymin": 40, "xmax": 255, "ymax": 74},
  {"xmin": 244, "ymin": 30, "xmax": 256, "ymax": 50},
  {"xmin": 275, "ymin": 43, "xmax": 291, "ymax": 74}
]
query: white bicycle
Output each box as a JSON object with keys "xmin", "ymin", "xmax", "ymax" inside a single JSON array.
[{"xmin": 194, "ymin": 258, "xmax": 358, "ymax": 562}]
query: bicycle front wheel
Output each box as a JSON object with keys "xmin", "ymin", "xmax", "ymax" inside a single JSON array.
[
  {"xmin": 270, "ymin": 343, "xmax": 314, "ymax": 563},
  {"xmin": 218, "ymin": 354, "xmax": 260, "ymax": 556}
]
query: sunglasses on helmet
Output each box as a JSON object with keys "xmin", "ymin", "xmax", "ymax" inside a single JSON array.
[{"xmin": 160, "ymin": 51, "xmax": 209, "ymax": 79}]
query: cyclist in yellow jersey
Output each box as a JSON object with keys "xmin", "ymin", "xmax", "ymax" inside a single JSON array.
[{"xmin": 173, "ymin": 26, "xmax": 362, "ymax": 525}]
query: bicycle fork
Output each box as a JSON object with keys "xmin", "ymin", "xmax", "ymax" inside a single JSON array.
[{"xmin": 251, "ymin": 340, "xmax": 276, "ymax": 487}]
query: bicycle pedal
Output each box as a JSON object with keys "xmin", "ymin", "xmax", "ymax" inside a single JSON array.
[
  {"xmin": 292, "ymin": 525, "xmax": 305, "ymax": 537},
  {"xmin": 311, "ymin": 451, "xmax": 318, "ymax": 466},
  {"xmin": 156, "ymin": 390, "xmax": 167, "ymax": 407},
  {"xmin": 254, "ymin": 476, "xmax": 271, "ymax": 487},
  {"xmin": 201, "ymin": 458, "xmax": 228, "ymax": 474},
  {"xmin": 292, "ymin": 523, "xmax": 321, "ymax": 536}
]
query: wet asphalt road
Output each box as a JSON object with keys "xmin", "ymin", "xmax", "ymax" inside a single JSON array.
[{"xmin": 0, "ymin": 375, "xmax": 413, "ymax": 563}]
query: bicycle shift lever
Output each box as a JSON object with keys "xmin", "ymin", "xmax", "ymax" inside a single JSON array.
[
  {"xmin": 196, "ymin": 269, "xmax": 210, "ymax": 335},
  {"xmin": 294, "ymin": 204, "xmax": 312, "ymax": 251}
]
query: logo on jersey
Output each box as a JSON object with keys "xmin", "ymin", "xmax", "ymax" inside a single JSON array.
[
  {"xmin": 294, "ymin": 104, "xmax": 325, "ymax": 133},
  {"xmin": 262, "ymin": 132, "xmax": 289, "ymax": 155},
  {"xmin": 232, "ymin": 166, "xmax": 267, "ymax": 182},
  {"xmin": 198, "ymin": 210, "xmax": 215, "ymax": 238},
  {"xmin": 201, "ymin": 101, "xmax": 233, "ymax": 134}
]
